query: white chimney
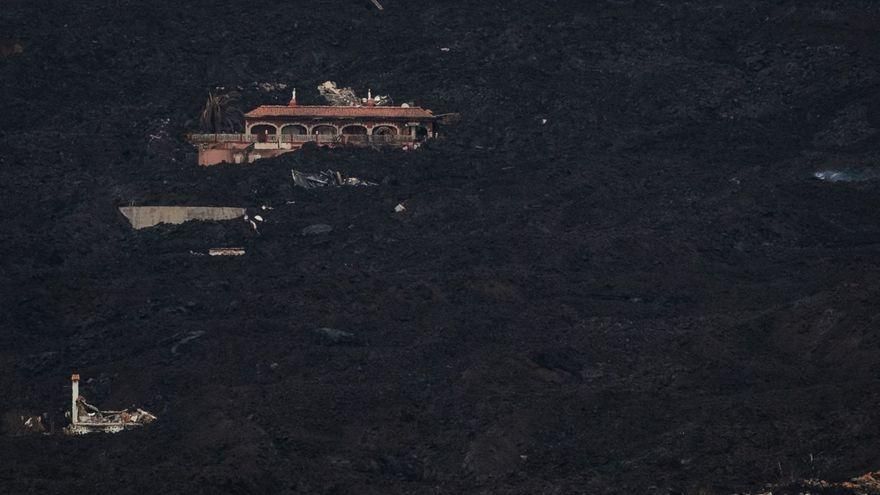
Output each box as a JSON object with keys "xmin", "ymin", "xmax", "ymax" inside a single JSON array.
[{"xmin": 70, "ymin": 374, "xmax": 80, "ymax": 424}]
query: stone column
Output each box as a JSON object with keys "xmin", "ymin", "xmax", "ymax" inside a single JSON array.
[{"xmin": 71, "ymin": 374, "xmax": 80, "ymax": 424}]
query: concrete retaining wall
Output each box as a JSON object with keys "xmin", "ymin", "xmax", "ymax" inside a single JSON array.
[{"xmin": 119, "ymin": 206, "xmax": 245, "ymax": 229}]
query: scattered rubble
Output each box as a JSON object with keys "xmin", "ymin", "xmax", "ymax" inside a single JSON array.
[
  {"xmin": 834, "ymin": 470, "xmax": 880, "ymax": 493},
  {"xmin": 317, "ymin": 81, "xmax": 389, "ymax": 106},
  {"xmin": 119, "ymin": 206, "xmax": 245, "ymax": 229},
  {"xmin": 292, "ymin": 169, "xmax": 377, "ymax": 189},
  {"xmin": 64, "ymin": 374, "xmax": 157, "ymax": 435},
  {"xmin": 21, "ymin": 415, "xmax": 46, "ymax": 434},
  {"xmin": 737, "ymin": 469, "xmax": 880, "ymax": 495},
  {"xmin": 2, "ymin": 412, "xmax": 48, "ymax": 436},
  {"xmin": 317, "ymin": 81, "xmax": 360, "ymax": 106}
]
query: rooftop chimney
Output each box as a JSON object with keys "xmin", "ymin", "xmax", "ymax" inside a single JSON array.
[
  {"xmin": 70, "ymin": 373, "xmax": 80, "ymax": 425},
  {"xmin": 288, "ymin": 88, "xmax": 297, "ymax": 106}
]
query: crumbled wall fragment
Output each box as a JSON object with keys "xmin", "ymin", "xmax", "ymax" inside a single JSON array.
[{"xmin": 119, "ymin": 206, "xmax": 246, "ymax": 229}]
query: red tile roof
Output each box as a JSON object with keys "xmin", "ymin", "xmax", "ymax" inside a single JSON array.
[{"xmin": 244, "ymin": 105, "xmax": 435, "ymax": 120}]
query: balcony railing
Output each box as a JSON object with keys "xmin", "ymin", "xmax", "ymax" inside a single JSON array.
[{"xmin": 187, "ymin": 133, "xmax": 417, "ymax": 145}]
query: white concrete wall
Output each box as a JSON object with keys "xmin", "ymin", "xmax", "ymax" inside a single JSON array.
[{"xmin": 119, "ymin": 206, "xmax": 246, "ymax": 229}]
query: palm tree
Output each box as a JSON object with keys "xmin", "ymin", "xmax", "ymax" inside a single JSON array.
[{"xmin": 199, "ymin": 91, "xmax": 244, "ymax": 133}]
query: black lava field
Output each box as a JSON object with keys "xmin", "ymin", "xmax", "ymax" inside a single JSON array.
[{"xmin": 2, "ymin": 1, "xmax": 880, "ymax": 494}]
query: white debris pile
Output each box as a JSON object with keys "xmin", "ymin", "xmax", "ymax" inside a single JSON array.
[
  {"xmin": 317, "ymin": 81, "xmax": 389, "ymax": 106},
  {"xmin": 291, "ymin": 169, "xmax": 377, "ymax": 188}
]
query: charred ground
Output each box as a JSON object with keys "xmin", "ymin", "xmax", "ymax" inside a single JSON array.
[{"xmin": 2, "ymin": 1, "xmax": 880, "ymax": 494}]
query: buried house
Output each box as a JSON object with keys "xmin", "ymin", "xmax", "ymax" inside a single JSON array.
[
  {"xmin": 64, "ymin": 374, "xmax": 157, "ymax": 435},
  {"xmin": 189, "ymin": 89, "xmax": 439, "ymax": 166}
]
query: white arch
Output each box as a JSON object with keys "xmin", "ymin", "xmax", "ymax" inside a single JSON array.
[
  {"xmin": 311, "ymin": 124, "xmax": 339, "ymax": 135},
  {"xmin": 246, "ymin": 122, "xmax": 279, "ymax": 135},
  {"xmin": 341, "ymin": 124, "xmax": 368, "ymax": 135},
  {"xmin": 280, "ymin": 124, "xmax": 308, "ymax": 135},
  {"xmin": 371, "ymin": 123, "xmax": 400, "ymax": 135}
]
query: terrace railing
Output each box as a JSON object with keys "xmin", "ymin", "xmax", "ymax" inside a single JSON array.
[
  {"xmin": 187, "ymin": 133, "xmax": 255, "ymax": 143},
  {"xmin": 188, "ymin": 133, "xmax": 418, "ymax": 146}
]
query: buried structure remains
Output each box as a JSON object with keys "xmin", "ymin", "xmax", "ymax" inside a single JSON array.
[
  {"xmin": 291, "ymin": 169, "xmax": 377, "ymax": 188},
  {"xmin": 189, "ymin": 85, "xmax": 441, "ymax": 166},
  {"xmin": 64, "ymin": 374, "xmax": 157, "ymax": 435},
  {"xmin": 118, "ymin": 206, "xmax": 246, "ymax": 230}
]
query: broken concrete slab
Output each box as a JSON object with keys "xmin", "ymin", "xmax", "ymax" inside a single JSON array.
[
  {"xmin": 118, "ymin": 206, "xmax": 246, "ymax": 229},
  {"xmin": 208, "ymin": 247, "xmax": 246, "ymax": 256}
]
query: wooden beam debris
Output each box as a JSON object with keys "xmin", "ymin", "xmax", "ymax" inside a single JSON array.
[{"xmin": 370, "ymin": 0, "xmax": 384, "ymax": 10}]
